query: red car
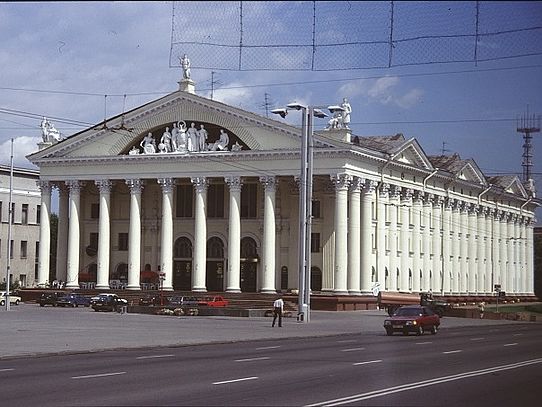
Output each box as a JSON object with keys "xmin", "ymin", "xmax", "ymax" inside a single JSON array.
[
  {"xmin": 198, "ymin": 296, "xmax": 229, "ymax": 307},
  {"xmin": 383, "ymin": 305, "xmax": 440, "ymax": 336}
]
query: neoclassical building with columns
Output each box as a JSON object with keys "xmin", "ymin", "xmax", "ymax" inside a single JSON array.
[{"xmin": 27, "ymin": 78, "xmax": 537, "ymax": 298}]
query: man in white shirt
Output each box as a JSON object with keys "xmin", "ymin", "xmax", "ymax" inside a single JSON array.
[{"xmin": 272, "ymin": 296, "xmax": 284, "ymax": 327}]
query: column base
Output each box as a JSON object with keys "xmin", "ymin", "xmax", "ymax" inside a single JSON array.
[
  {"xmin": 192, "ymin": 287, "xmax": 207, "ymax": 292},
  {"xmin": 333, "ymin": 290, "xmax": 349, "ymax": 295},
  {"xmin": 348, "ymin": 290, "xmax": 361, "ymax": 296},
  {"xmin": 260, "ymin": 289, "xmax": 277, "ymax": 294},
  {"xmin": 162, "ymin": 286, "xmax": 174, "ymax": 291},
  {"xmin": 126, "ymin": 285, "xmax": 141, "ymax": 291},
  {"xmin": 226, "ymin": 288, "xmax": 241, "ymax": 293},
  {"xmin": 95, "ymin": 285, "xmax": 110, "ymax": 290},
  {"xmin": 66, "ymin": 283, "xmax": 79, "ymax": 289}
]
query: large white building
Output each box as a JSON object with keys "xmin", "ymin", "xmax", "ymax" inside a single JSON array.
[
  {"xmin": 0, "ymin": 165, "xmax": 41, "ymax": 288},
  {"xmin": 27, "ymin": 77, "xmax": 537, "ymax": 298}
]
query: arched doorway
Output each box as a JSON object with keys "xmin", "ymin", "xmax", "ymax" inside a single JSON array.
[
  {"xmin": 206, "ymin": 237, "xmax": 225, "ymax": 291},
  {"xmin": 173, "ymin": 237, "xmax": 192, "ymax": 290},
  {"xmin": 240, "ymin": 237, "xmax": 258, "ymax": 292},
  {"xmin": 311, "ymin": 267, "xmax": 322, "ymax": 291}
]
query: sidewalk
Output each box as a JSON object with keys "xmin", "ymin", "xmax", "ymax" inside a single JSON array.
[{"xmin": 0, "ymin": 303, "xmax": 528, "ymax": 360}]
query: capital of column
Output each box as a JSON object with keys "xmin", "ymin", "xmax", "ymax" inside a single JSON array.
[
  {"xmin": 477, "ymin": 206, "xmax": 487, "ymax": 217},
  {"xmin": 66, "ymin": 180, "xmax": 83, "ymax": 194},
  {"xmin": 378, "ymin": 182, "xmax": 390, "ymax": 198},
  {"xmin": 363, "ymin": 179, "xmax": 378, "ymax": 195},
  {"xmin": 36, "ymin": 180, "xmax": 52, "ymax": 194},
  {"xmin": 225, "ymin": 176, "xmax": 243, "ymax": 192},
  {"xmin": 452, "ymin": 199, "xmax": 463, "ymax": 212},
  {"xmin": 95, "ymin": 179, "xmax": 113, "ymax": 194},
  {"xmin": 126, "ymin": 179, "xmax": 144, "ymax": 194},
  {"xmin": 330, "ymin": 173, "xmax": 351, "ymax": 191},
  {"xmin": 191, "ymin": 177, "xmax": 208, "ymax": 193},
  {"xmin": 259, "ymin": 175, "xmax": 276, "ymax": 192},
  {"xmin": 432, "ymin": 195, "xmax": 444, "ymax": 207},
  {"xmin": 412, "ymin": 190, "xmax": 423, "ymax": 204},
  {"xmin": 444, "ymin": 197, "xmax": 454, "ymax": 210},
  {"xmin": 389, "ymin": 184, "xmax": 401, "ymax": 200},
  {"xmin": 157, "ymin": 178, "xmax": 175, "ymax": 194},
  {"xmin": 422, "ymin": 192, "xmax": 433, "ymax": 206},
  {"xmin": 467, "ymin": 203, "xmax": 478, "ymax": 216},
  {"xmin": 349, "ymin": 177, "xmax": 364, "ymax": 193},
  {"xmin": 401, "ymin": 188, "xmax": 413, "ymax": 202}
]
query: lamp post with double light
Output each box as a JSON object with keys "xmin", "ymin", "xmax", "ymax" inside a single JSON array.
[{"xmin": 271, "ymin": 103, "xmax": 344, "ymax": 323}]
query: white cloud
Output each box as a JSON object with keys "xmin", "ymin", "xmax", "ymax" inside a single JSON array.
[
  {"xmin": 0, "ymin": 136, "xmax": 40, "ymax": 169},
  {"xmin": 396, "ymin": 88, "xmax": 424, "ymax": 109}
]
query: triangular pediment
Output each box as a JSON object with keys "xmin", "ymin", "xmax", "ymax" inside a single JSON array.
[
  {"xmin": 390, "ymin": 138, "xmax": 433, "ymax": 170},
  {"xmin": 503, "ymin": 177, "xmax": 528, "ymax": 197},
  {"xmin": 456, "ymin": 160, "xmax": 486, "ymax": 185},
  {"xmin": 27, "ymin": 90, "xmax": 304, "ymax": 163}
]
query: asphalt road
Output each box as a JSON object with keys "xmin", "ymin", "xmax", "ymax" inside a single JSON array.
[{"xmin": 1, "ymin": 309, "xmax": 541, "ymax": 406}]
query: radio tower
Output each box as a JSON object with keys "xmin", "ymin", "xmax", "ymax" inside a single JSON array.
[{"xmin": 516, "ymin": 109, "xmax": 540, "ymax": 197}]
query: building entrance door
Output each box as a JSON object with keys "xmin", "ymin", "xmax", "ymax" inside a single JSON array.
[
  {"xmin": 173, "ymin": 261, "xmax": 192, "ymax": 291},
  {"xmin": 206, "ymin": 261, "xmax": 224, "ymax": 291},
  {"xmin": 240, "ymin": 262, "xmax": 257, "ymax": 292}
]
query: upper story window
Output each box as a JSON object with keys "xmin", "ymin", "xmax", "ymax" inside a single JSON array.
[
  {"xmin": 312, "ymin": 200, "xmax": 321, "ymax": 219},
  {"xmin": 21, "ymin": 204, "xmax": 28, "ymax": 225}
]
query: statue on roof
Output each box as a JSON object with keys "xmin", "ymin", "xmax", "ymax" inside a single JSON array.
[
  {"xmin": 40, "ymin": 117, "xmax": 62, "ymax": 142},
  {"xmin": 180, "ymin": 54, "xmax": 191, "ymax": 80},
  {"xmin": 325, "ymin": 98, "xmax": 352, "ymax": 131}
]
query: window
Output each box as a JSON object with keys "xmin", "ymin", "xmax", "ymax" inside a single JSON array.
[
  {"xmin": 311, "ymin": 233, "xmax": 321, "ymax": 253},
  {"xmin": 312, "ymin": 200, "xmax": 321, "ymax": 218},
  {"xmin": 91, "ymin": 203, "xmax": 100, "ymax": 219},
  {"xmin": 10, "ymin": 240, "xmax": 14, "ymax": 259},
  {"xmin": 22, "ymin": 204, "xmax": 28, "ymax": 224},
  {"xmin": 118, "ymin": 233, "xmax": 129, "ymax": 251},
  {"xmin": 20, "ymin": 241, "xmax": 28, "ymax": 258},
  {"xmin": 207, "ymin": 184, "xmax": 225, "ymax": 218},
  {"xmin": 241, "ymin": 183, "xmax": 257, "ymax": 218},
  {"xmin": 37, "ymin": 205, "xmax": 41, "ymax": 224},
  {"xmin": 90, "ymin": 233, "xmax": 99, "ymax": 249},
  {"xmin": 35, "ymin": 242, "xmax": 39, "ymax": 259},
  {"xmin": 11, "ymin": 203, "xmax": 15, "ymax": 224},
  {"xmin": 0, "ymin": 201, "xmax": 3, "ymax": 222},
  {"xmin": 176, "ymin": 184, "xmax": 193, "ymax": 218}
]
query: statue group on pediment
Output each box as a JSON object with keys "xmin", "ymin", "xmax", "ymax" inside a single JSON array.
[
  {"xmin": 132, "ymin": 121, "xmax": 238, "ymax": 155},
  {"xmin": 40, "ymin": 117, "xmax": 63, "ymax": 143},
  {"xmin": 325, "ymin": 97, "xmax": 352, "ymax": 131}
]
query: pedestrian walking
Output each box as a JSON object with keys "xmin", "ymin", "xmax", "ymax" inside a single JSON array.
[
  {"xmin": 272, "ymin": 296, "xmax": 284, "ymax": 327},
  {"xmin": 478, "ymin": 301, "xmax": 485, "ymax": 319}
]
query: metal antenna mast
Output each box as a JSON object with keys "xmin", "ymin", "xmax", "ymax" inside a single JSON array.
[{"xmin": 516, "ymin": 108, "xmax": 540, "ymax": 196}]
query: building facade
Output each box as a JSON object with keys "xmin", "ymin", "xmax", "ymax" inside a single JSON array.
[
  {"xmin": 27, "ymin": 78, "xmax": 537, "ymax": 297},
  {"xmin": 0, "ymin": 165, "xmax": 41, "ymax": 288}
]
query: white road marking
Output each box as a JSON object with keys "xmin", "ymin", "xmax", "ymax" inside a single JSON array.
[
  {"xmin": 336, "ymin": 340, "xmax": 358, "ymax": 343},
  {"xmin": 72, "ymin": 372, "xmax": 126, "ymax": 380},
  {"xmin": 513, "ymin": 333, "xmax": 523, "ymax": 337},
  {"xmin": 415, "ymin": 342, "xmax": 432, "ymax": 345},
  {"xmin": 470, "ymin": 337, "xmax": 485, "ymax": 341},
  {"xmin": 256, "ymin": 345, "xmax": 281, "ymax": 350},
  {"xmin": 503, "ymin": 343, "xmax": 518, "ymax": 347},
  {"xmin": 235, "ymin": 357, "xmax": 270, "ymax": 362},
  {"xmin": 136, "ymin": 354, "xmax": 175, "ymax": 360},
  {"xmin": 213, "ymin": 376, "xmax": 258, "ymax": 385},
  {"xmin": 306, "ymin": 358, "xmax": 542, "ymax": 406},
  {"xmin": 353, "ymin": 360, "xmax": 382, "ymax": 366},
  {"xmin": 341, "ymin": 347, "xmax": 366, "ymax": 352},
  {"xmin": 0, "ymin": 368, "xmax": 15, "ymax": 372},
  {"xmin": 442, "ymin": 350, "xmax": 463, "ymax": 354}
]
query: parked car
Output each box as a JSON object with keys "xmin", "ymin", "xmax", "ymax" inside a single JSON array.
[
  {"xmin": 0, "ymin": 291, "xmax": 21, "ymax": 306},
  {"xmin": 57, "ymin": 293, "xmax": 91, "ymax": 307},
  {"xmin": 90, "ymin": 293, "xmax": 128, "ymax": 312},
  {"xmin": 198, "ymin": 296, "xmax": 229, "ymax": 307},
  {"xmin": 38, "ymin": 292, "xmax": 65, "ymax": 307},
  {"xmin": 167, "ymin": 296, "xmax": 199, "ymax": 307},
  {"xmin": 138, "ymin": 294, "xmax": 167, "ymax": 306},
  {"xmin": 383, "ymin": 305, "xmax": 440, "ymax": 336}
]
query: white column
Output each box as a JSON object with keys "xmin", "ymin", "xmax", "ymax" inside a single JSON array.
[
  {"xmin": 37, "ymin": 181, "xmax": 51, "ymax": 286},
  {"xmin": 376, "ymin": 183, "xmax": 389, "ymax": 290},
  {"xmin": 451, "ymin": 201, "xmax": 461, "ymax": 293},
  {"xmin": 192, "ymin": 177, "xmax": 208, "ymax": 292},
  {"xmin": 506, "ymin": 214, "xmax": 514, "ymax": 293},
  {"xmin": 492, "ymin": 210, "xmax": 501, "ymax": 290},
  {"xmin": 467, "ymin": 204, "xmax": 477, "ymax": 294},
  {"xmin": 499, "ymin": 211, "xmax": 508, "ymax": 291},
  {"xmin": 476, "ymin": 207, "xmax": 486, "ymax": 294},
  {"xmin": 124, "ymin": 179, "xmax": 144, "ymax": 290},
  {"xmin": 95, "ymin": 180, "xmax": 113, "ymax": 290},
  {"xmin": 526, "ymin": 219, "xmax": 534, "ymax": 294},
  {"xmin": 260, "ymin": 176, "xmax": 277, "ymax": 294},
  {"xmin": 431, "ymin": 196, "xmax": 443, "ymax": 293},
  {"xmin": 513, "ymin": 216, "xmax": 520, "ymax": 293},
  {"xmin": 442, "ymin": 198, "xmax": 452, "ymax": 294},
  {"xmin": 66, "ymin": 180, "xmax": 82, "ymax": 289},
  {"xmin": 459, "ymin": 202, "xmax": 469, "ymax": 294},
  {"xmin": 225, "ymin": 176, "xmax": 243, "ymax": 293},
  {"xmin": 399, "ymin": 189, "xmax": 412, "ymax": 291},
  {"xmin": 388, "ymin": 185, "xmax": 400, "ymax": 291},
  {"xmin": 331, "ymin": 174, "xmax": 350, "ymax": 294},
  {"xmin": 347, "ymin": 177, "xmax": 362, "ymax": 295},
  {"xmin": 411, "ymin": 191, "xmax": 422, "ymax": 293},
  {"xmin": 56, "ymin": 185, "xmax": 69, "ymax": 284},
  {"xmin": 360, "ymin": 180, "xmax": 376, "ymax": 294},
  {"xmin": 421, "ymin": 194, "xmax": 432, "ymax": 292},
  {"xmin": 485, "ymin": 209, "xmax": 494, "ymax": 293},
  {"xmin": 158, "ymin": 178, "xmax": 174, "ymax": 291}
]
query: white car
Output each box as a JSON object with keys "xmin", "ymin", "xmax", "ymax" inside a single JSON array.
[{"xmin": 0, "ymin": 291, "xmax": 22, "ymax": 306}]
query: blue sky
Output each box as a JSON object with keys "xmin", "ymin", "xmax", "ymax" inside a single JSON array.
[{"xmin": 0, "ymin": 1, "xmax": 541, "ymax": 220}]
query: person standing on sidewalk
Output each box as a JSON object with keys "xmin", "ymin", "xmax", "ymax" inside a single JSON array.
[
  {"xmin": 478, "ymin": 302, "xmax": 485, "ymax": 319},
  {"xmin": 272, "ymin": 296, "xmax": 284, "ymax": 327}
]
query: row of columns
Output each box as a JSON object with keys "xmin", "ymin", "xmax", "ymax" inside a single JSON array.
[{"xmin": 36, "ymin": 175, "xmax": 534, "ymax": 296}]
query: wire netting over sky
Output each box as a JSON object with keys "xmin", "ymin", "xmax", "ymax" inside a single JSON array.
[{"xmin": 169, "ymin": 1, "xmax": 542, "ymax": 71}]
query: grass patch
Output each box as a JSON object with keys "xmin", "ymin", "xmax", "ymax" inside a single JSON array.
[{"xmin": 487, "ymin": 303, "xmax": 542, "ymax": 314}]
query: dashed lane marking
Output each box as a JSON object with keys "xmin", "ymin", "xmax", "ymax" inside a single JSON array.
[
  {"xmin": 72, "ymin": 372, "xmax": 126, "ymax": 380},
  {"xmin": 235, "ymin": 357, "xmax": 270, "ymax": 362},
  {"xmin": 353, "ymin": 360, "xmax": 382, "ymax": 366},
  {"xmin": 136, "ymin": 354, "xmax": 175, "ymax": 360},
  {"xmin": 341, "ymin": 347, "xmax": 366, "ymax": 352},
  {"xmin": 213, "ymin": 376, "xmax": 258, "ymax": 385},
  {"xmin": 442, "ymin": 350, "xmax": 463, "ymax": 354}
]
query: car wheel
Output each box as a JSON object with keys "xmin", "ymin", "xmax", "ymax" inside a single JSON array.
[
  {"xmin": 15, "ymin": 300, "xmax": 20, "ymax": 305},
  {"xmin": 74, "ymin": 303, "xmax": 78, "ymax": 307},
  {"xmin": 40, "ymin": 303, "xmax": 44, "ymax": 307},
  {"xmin": 0, "ymin": 300, "xmax": 4, "ymax": 306},
  {"xmin": 385, "ymin": 328, "xmax": 393, "ymax": 336},
  {"xmin": 416, "ymin": 326, "xmax": 423, "ymax": 336},
  {"xmin": 430, "ymin": 325, "xmax": 438, "ymax": 335}
]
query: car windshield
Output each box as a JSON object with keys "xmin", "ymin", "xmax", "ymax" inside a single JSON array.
[{"xmin": 394, "ymin": 308, "xmax": 423, "ymax": 317}]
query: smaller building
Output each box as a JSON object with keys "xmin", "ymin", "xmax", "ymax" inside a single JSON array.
[{"xmin": 0, "ymin": 165, "xmax": 41, "ymax": 288}]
